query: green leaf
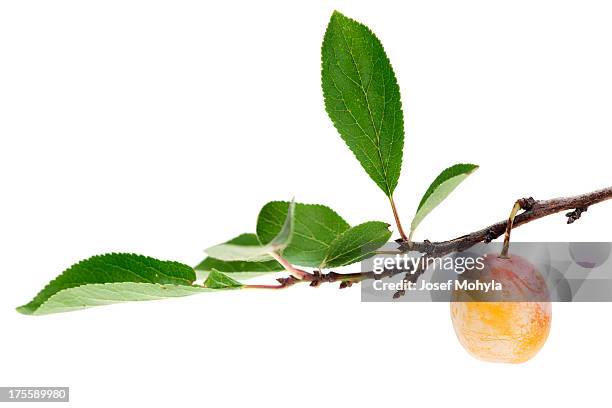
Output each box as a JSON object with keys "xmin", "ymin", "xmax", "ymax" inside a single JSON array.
[
  {"xmin": 410, "ymin": 163, "xmax": 479, "ymax": 237},
  {"xmin": 321, "ymin": 11, "xmax": 404, "ymax": 196},
  {"xmin": 256, "ymin": 201, "xmax": 350, "ymax": 267},
  {"xmin": 20, "ymin": 283, "xmax": 211, "ymax": 315},
  {"xmin": 206, "ymin": 200, "xmax": 296, "ymax": 262},
  {"xmin": 17, "ymin": 253, "xmax": 210, "ymax": 315},
  {"xmin": 195, "ymin": 233, "xmax": 283, "ymax": 280},
  {"xmin": 321, "ymin": 221, "xmax": 392, "ymax": 268},
  {"xmin": 204, "ymin": 270, "xmax": 243, "ymax": 289}
]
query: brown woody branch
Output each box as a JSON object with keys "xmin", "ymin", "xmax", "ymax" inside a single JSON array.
[
  {"xmin": 245, "ymin": 268, "xmax": 405, "ymax": 290},
  {"xmin": 401, "ymin": 186, "xmax": 612, "ymax": 256},
  {"xmin": 245, "ymin": 186, "xmax": 612, "ymax": 292}
]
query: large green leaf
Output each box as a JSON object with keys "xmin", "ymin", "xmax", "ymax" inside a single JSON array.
[
  {"xmin": 17, "ymin": 253, "xmax": 211, "ymax": 315},
  {"xmin": 322, "ymin": 11, "xmax": 404, "ymax": 196},
  {"xmin": 195, "ymin": 234, "xmax": 283, "ymax": 280},
  {"xmin": 256, "ymin": 201, "xmax": 350, "ymax": 267},
  {"xmin": 410, "ymin": 163, "xmax": 479, "ymax": 238},
  {"xmin": 206, "ymin": 200, "xmax": 296, "ymax": 262},
  {"xmin": 21, "ymin": 283, "xmax": 210, "ymax": 315},
  {"xmin": 321, "ymin": 221, "xmax": 392, "ymax": 268}
]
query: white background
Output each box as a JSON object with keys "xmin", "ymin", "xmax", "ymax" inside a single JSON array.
[{"xmin": 1, "ymin": 1, "xmax": 612, "ymax": 407}]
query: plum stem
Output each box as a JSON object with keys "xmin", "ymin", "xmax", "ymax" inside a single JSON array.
[{"xmin": 500, "ymin": 201, "xmax": 523, "ymax": 258}]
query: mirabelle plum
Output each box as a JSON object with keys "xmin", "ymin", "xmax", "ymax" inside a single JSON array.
[{"xmin": 450, "ymin": 254, "xmax": 552, "ymax": 363}]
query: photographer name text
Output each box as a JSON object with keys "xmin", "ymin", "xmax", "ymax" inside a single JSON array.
[{"xmin": 373, "ymin": 279, "xmax": 502, "ymax": 292}]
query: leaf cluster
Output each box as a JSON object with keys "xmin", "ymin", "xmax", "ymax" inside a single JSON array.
[{"xmin": 18, "ymin": 11, "xmax": 477, "ymax": 315}]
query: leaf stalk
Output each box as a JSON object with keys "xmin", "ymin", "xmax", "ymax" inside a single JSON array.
[
  {"xmin": 389, "ymin": 195, "xmax": 409, "ymax": 242},
  {"xmin": 268, "ymin": 251, "xmax": 310, "ymax": 280}
]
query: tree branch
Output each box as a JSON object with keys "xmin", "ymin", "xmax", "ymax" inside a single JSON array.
[
  {"xmin": 401, "ymin": 186, "xmax": 612, "ymax": 256},
  {"xmin": 245, "ymin": 268, "xmax": 405, "ymax": 290},
  {"xmin": 246, "ymin": 186, "xmax": 612, "ymax": 292}
]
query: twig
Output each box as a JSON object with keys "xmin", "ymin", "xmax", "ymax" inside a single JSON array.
[
  {"xmin": 401, "ymin": 187, "xmax": 612, "ymax": 256},
  {"xmin": 390, "ymin": 187, "xmax": 612, "ymax": 297},
  {"xmin": 244, "ymin": 268, "xmax": 404, "ymax": 290},
  {"xmin": 246, "ymin": 186, "xmax": 612, "ymax": 292},
  {"xmin": 392, "ymin": 254, "xmax": 426, "ymax": 299}
]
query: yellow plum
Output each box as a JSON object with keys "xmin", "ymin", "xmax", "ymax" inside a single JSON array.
[{"xmin": 450, "ymin": 253, "xmax": 552, "ymax": 363}]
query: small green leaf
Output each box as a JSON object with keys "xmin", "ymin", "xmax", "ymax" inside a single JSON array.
[
  {"xmin": 410, "ymin": 163, "xmax": 479, "ymax": 237},
  {"xmin": 204, "ymin": 270, "xmax": 243, "ymax": 289},
  {"xmin": 256, "ymin": 201, "xmax": 350, "ymax": 267},
  {"xmin": 17, "ymin": 253, "xmax": 209, "ymax": 315},
  {"xmin": 195, "ymin": 233, "xmax": 283, "ymax": 280},
  {"xmin": 206, "ymin": 200, "xmax": 296, "ymax": 261},
  {"xmin": 322, "ymin": 11, "xmax": 404, "ymax": 196},
  {"xmin": 321, "ymin": 221, "xmax": 392, "ymax": 268}
]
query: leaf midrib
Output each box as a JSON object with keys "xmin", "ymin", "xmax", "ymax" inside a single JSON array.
[
  {"xmin": 259, "ymin": 208, "xmax": 340, "ymax": 248},
  {"xmin": 336, "ymin": 22, "xmax": 393, "ymax": 195},
  {"xmin": 321, "ymin": 224, "xmax": 387, "ymax": 267}
]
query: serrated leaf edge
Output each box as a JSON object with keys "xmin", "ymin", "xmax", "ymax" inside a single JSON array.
[
  {"xmin": 321, "ymin": 10, "xmax": 405, "ymax": 196},
  {"xmin": 16, "ymin": 253, "xmax": 196, "ymax": 315},
  {"xmin": 320, "ymin": 221, "xmax": 391, "ymax": 268}
]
